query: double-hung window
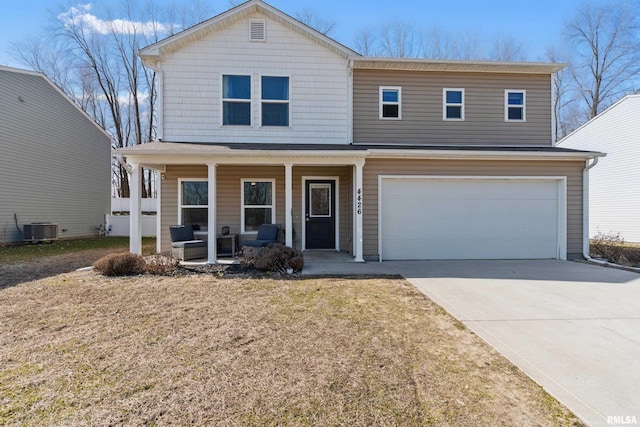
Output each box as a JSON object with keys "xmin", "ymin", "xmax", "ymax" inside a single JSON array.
[
  {"xmin": 179, "ymin": 179, "xmax": 208, "ymax": 231},
  {"xmin": 379, "ymin": 86, "xmax": 401, "ymax": 119},
  {"xmin": 443, "ymin": 88, "xmax": 465, "ymax": 120},
  {"xmin": 261, "ymin": 76, "xmax": 289, "ymax": 126},
  {"xmin": 241, "ymin": 179, "xmax": 275, "ymax": 233},
  {"xmin": 505, "ymin": 90, "xmax": 526, "ymax": 122},
  {"xmin": 223, "ymin": 75, "xmax": 251, "ymax": 125}
]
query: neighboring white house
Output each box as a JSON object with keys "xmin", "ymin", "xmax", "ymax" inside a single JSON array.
[
  {"xmin": 0, "ymin": 66, "xmax": 112, "ymax": 244},
  {"xmin": 558, "ymin": 94, "xmax": 640, "ymax": 242}
]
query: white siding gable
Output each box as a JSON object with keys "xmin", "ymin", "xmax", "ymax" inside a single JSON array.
[
  {"xmin": 558, "ymin": 95, "xmax": 640, "ymax": 242},
  {"xmin": 160, "ymin": 11, "xmax": 350, "ymax": 145}
]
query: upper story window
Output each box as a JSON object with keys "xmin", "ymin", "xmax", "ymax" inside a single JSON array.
[
  {"xmin": 261, "ymin": 76, "xmax": 289, "ymax": 126},
  {"xmin": 505, "ymin": 90, "xmax": 526, "ymax": 122},
  {"xmin": 379, "ymin": 86, "xmax": 402, "ymax": 120},
  {"xmin": 443, "ymin": 88, "xmax": 465, "ymax": 121},
  {"xmin": 223, "ymin": 75, "xmax": 251, "ymax": 126}
]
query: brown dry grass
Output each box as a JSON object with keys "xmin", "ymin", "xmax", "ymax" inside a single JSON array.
[
  {"xmin": 0, "ymin": 239, "xmax": 155, "ymax": 289},
  {"xmin": 0, "ymin": 271, "xmax": 581, "ymax": 426}
]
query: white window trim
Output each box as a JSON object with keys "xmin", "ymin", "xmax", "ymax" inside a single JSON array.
[
  {"xmin": 221, "ymin": 74, "xmax": 252, "ymax": 127},
  {"xmin": 379, "ymin": 86, "xmax": 402, "ymax": 120},
  {"xmin": 443, "ymin": 88, "xmax": 465, "ymax": 121},
  {"xmin": 260, "ymin": 75, "xmax": 291, "ymax": 128},
  {"xmin": 178, "ymin": 178, "xmax": 208, "ymax": 227},
  {"xmin": 241, "ymin": 178, "xmax": 276, "ymax": 234},
  {"xmin": 505, "ymin": 89, "xmax": 526, "ymax": 122}
]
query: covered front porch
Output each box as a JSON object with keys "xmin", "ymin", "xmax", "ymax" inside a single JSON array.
[{"xmin": 118, "ymin": 142, "xmax": 366, "ymax": 264}]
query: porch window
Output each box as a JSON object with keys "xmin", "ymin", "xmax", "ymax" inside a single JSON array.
[
  {"xmin": 179, "ymin": 179, "xmax": 208, "ymax": 230},
  {"xmin": 241, "ymin": 179, "xmax": 275, "ymax": 233},
  {"xmin": 223, "ymin": 75, "xmax": 251, "ymax": 125},
  {"xmin": 261, "ymin": 76, "xmax": 289, "ymax": 126}
]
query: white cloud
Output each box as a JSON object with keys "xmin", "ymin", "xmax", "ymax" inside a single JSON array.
[{"xmin": 58, "ymin": 4, "xmax": 174, "ymax": 37}]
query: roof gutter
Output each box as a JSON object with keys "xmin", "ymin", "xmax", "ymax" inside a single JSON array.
[{"xmin": 366, "ymin": 148, "xmax": 603, "ymax": 161}]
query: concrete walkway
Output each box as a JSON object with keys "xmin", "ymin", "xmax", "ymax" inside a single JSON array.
[{"xmin": 302, "ymin": 259, "xmax": 640, "ymax": 427}]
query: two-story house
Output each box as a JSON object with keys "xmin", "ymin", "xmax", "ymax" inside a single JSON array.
[{"xmin": 117, "ymin": 0, "xmax": 602, "ymax": 263}]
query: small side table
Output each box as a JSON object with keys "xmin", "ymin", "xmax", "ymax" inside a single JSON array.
[{"xmin": 217, "ymin": 234, "xmax": 238, "ymax": 257}]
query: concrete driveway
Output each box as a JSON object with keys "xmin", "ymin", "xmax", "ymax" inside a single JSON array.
[
  {"xmin": 403, "ymin": 260, "xmax": 640, "ymax": 427},
  {"xmin": 303, "ymin": 259, "xmax": 640, "ymax": 426}
]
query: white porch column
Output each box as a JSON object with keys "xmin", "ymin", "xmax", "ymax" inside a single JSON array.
[
  {"xmin": 284, "ymin": 163, "xmax": 293, "ymax": 247},
  {"xmin": 207, "ymin": 163, "xmax": 217, "ymax": 264},
  {"xmin": 354, "ymin": 160, "xmax": 365, "ymax": 262},
  {"xmin": 129, "ymin": 163, "xmax": 142, "ymax": 255}
]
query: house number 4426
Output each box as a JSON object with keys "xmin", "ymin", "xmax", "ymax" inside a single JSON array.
[{"xmin": 356, "ymin": 188, "xmax": 362, "ymax": 215}]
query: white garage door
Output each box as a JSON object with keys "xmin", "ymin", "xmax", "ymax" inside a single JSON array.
[{"xmin": 380, "ymin": 177, "xmax": 565, "ymax": 260}]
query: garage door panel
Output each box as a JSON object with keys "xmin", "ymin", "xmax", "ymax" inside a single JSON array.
[{"xmin": 380, "ymin": 178, "xmax": 562, "ymax": 260}]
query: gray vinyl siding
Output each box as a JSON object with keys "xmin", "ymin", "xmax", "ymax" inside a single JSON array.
[
  {"xmin": 0, "ymin": 68, "xmax": 111, "ymax": 243},
  {"xmin": 160, "ymin": 165, "xmax": 352, "ymax": 253},
  {"xmin": 362, "ymin": 159, "xmax": 584, "ymax": 260},
  {"xmin": 353, "ymin": 70, "xmax": 553, "ymax": 146}
]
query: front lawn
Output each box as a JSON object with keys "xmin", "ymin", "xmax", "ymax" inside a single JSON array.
[
  {"xmin": 0, "ymin": 272, "xmax": 582, "ymax": 426},
  {"xmin": 0, "ymin": 237, "xmax": 156, "ymax": 265},
  {"xmin": 0, "ymin": 237, "xmax": 156, "ymax": 289}
]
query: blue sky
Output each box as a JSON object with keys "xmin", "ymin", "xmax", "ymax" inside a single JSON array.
[{"xmin": 0, "ymin": 0, "xmax": 589, "ymax": 68}]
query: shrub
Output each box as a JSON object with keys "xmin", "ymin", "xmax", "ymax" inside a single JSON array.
[
  {"xmin": 590, "ymin": 231, "xmax": 625, "ymax": 263},
  {"xmin": 93, "ymin": 252, "xmax": 146, "ymax": 276},
  {"xmin": 590, "ymin": 231, "xmax": 640, "ymax": 267},
  {"xmin": 253, "ymin": 243, "xmax": 304, "ymax": 273},
  {"xmin": 144, "ymin": 254, "xmax": 179, "ymax": 275}
]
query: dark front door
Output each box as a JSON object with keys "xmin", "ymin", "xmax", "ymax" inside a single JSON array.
[{"xmin": 305, "ymin": 180, "xmax": 336, "ymax": 249}]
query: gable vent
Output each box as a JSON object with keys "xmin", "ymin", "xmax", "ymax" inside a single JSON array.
[{"xmin": 250, "ymin": 20, "xmax": 266, "ymax": 41}]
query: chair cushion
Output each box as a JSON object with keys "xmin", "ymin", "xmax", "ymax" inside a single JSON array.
[
  {"xmin": 256, "ymin": 224, "xmax": 279, "ymax": 241},
  {"xmin": 171, "ymin": 239, "xmax": 207, "ymax": 249},
  {"xmin": 170, "ymin": 225, "xmax": 195, "ymax": 242}
]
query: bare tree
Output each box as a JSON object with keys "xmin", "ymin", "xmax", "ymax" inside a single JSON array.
[
  {"xmin": 353, "ymin": 26, "xmax": 378, "ymax": 56},
  {"xmin": 424, "ymin": 28, "xmax": 484, "ymax": 60},
  {"xmin": 295, "ymin": 8, "xmax": 336, "ymax": 35},
  {"xmin": 489, "ymin": 34, "xmax": 527, "ymax": 62},
  {"xmin": 545, "ymin": 47, "xmax": 583, "ymax": 140},
  {"xmin": 9, "ymin": 0, "xmax": 211, "ymax": 198},
  {"xmin": 353, "ymin": 21, "xmax": 526, "ymax": 61},
  {"xmin": 353, "ymin": 21, "xmax": 424, "ymax": 57},
  {"xmin": 565, "ymin": 1, "xmax": 640, "ymax": 118},
  {"xmin": 380, "ymin": 21, "xmax": 423, "ymax": 58}
]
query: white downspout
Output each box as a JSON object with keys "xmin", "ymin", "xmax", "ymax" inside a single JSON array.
[{"xmin": 582, "ymin": 157, "xmax": 599, "ymax": 260}]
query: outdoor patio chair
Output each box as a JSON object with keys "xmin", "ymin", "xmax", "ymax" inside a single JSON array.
[
  {"xmin": 169, "ymin": 224, "xmax": 207, "ymax": 261},
  {"xmin": 241, "ymin": 224, "xmax": 282, "ymax": 257},
  {"xmin": 243, "ymin": 224, "xmax": 281, "ymax": 248}
]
